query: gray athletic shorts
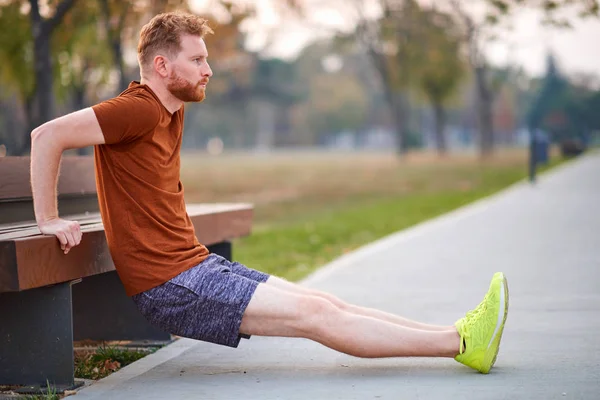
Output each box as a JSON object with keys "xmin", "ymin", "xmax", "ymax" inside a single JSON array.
[{"xmin": 131, "ymin": 253, "xmax": 270, "ymax": 348}]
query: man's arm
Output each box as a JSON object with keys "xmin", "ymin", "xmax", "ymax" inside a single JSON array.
[{"xmin": 30, "ymin": 107, "xmax": 106, "ymax": 254}]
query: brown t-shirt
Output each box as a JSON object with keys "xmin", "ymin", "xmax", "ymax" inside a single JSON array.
[{"xmin": 91, "ymin": 81, "xmax": 209, "ymax": 296}]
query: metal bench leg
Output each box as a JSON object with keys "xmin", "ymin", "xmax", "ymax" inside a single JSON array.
[
  {"xmin": 72, "ymin": 241, "xmax": 232, "ymax": 342},
  {"xmin": 0, "ymin": 282, "xmax": 79, "ymax": 391},
  {"xmin": 207, "ymin": 241, "xmax": 232, "ymax": 260},
  {"xmin": 72, "ymin": 271, "xmax": 171, "ymax": 342}
]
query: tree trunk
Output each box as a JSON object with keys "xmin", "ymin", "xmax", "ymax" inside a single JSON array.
[
  {"xmin": 0, "ymin": 98, "xmax": 24, "ymax": 156},
  {"xmin": 367, "ymin": 46, "xmax": 409, "ymax": 155},
  {"xmin": 382, "ymin": 84, "xmax": 409, "ymax": 155},
  {"xmin": 232, "ymin": 101, "xmax": 247, "ymax": 149},
  {"xmin": 114, "ymin": 40, "xmax": 129, "ymax": 91},
  {"xmin": 30, "ymin": 0, "xmax": 53, "ymax": 135},
  {"xmin": 475, "ymin": 65, "xmax": 494, "ymax": 157},
  {"xmin": 16, "ymin": 95, "xmax": 36, "ymax": 155},
  {"xmin": 72, "ymin": 85, "xmax": 91, "ymax": 155},
  {"xmin": 393, "ymin": 93, "xmax": 410, "ymax": 154},
  {"xmin": 100, "ymin": 0, "xmax": 129, "ymax": 91},
  {"xmin": 433, "ymin": 102, "xmax": 447, "ymax": 155},
  {"xmin": 109, "ymin": 32, "xmax": 128, "ymax": 91},
  {"xmin": 255, "ymin": 100, "xmax": 276, "ymax": 151},
  {"xmin": 25, "ymin": 0, "xmax": 77, "ymax": 155}
]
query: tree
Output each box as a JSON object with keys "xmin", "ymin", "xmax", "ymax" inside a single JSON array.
[
  {"xmin": 28, "ymin": 0, "xmax": 78, "ymax": 151},
  {"xmin": 1, "ymin": 0, "xmax": 75, "ymax": 155},
  {"xmin": 526, "ymin": 55, "xmax": 568, "ymax": 133},
  {"xmin": 53, "ymin": 2, "xmax": 113, "ymax": 154},
  {"xmin": 527, "ymin": 54, "xmax": 600, "ymax": 145},
  {"xmin": 581, "ymin": 90, "xmax": 600, "ymax": 132},
  {"xmin": 484, "ymin": 0, "xmax": 599, "ymax": 26},
  {"xmin": 0, "ymin": 0, "xmax": 255, "ymax": 154},
  {"xmin": 334, "ymin": 0, "xmax": 468, "ymax": 155},
  {"xmin": 0, "ymin": 0, "xmax": 79, "ymax": 154},
  {"xmin": 0, "ymin": 0, "xmax": 121, "ymax": 154},
  {"xmin": 0, "ymin": 2, "xmax": 35, "ymax": 155},
  {"xmin": 337, "ymin": 0, "xmax": 425, "ymax": 155},
  {"xmin": 303, "ymin": 72, "xmax": 368, "ymax": 143},
  {"xmin": 416, "ymin": 7, "xmax": 465, "ymax": 155},
  {"xmin": 252, "ymin": 58, "xmax": 303, "ymax": 149},
  {"xmin": 96, "ymin": 0, "xmax": 192, "ymax": 93},
  {"xmin": 198, "ymin": 2, "xmax": 257, "ymax": 148},
  {"xmin": 448, "ymin": 0, "xmax": 498, "ymax": 157},
  {"xmin": 98, "ymin": 0, "xmax": 132, "ymax": 92},
  {"xmin": 446, "ymin": 0, "xmax": 599, "ymax": 157}
]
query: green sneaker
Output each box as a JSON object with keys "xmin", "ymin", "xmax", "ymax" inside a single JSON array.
[{"xmin": 454, "ymin": 272, "xmax": 509, "ymax": 374}]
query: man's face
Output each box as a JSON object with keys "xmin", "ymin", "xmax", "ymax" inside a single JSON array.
[{"xmin": 166, "ymin": 35, "xmax": 212, "ymax": 102}]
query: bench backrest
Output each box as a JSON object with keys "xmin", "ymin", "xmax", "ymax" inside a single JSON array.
[{"xmin": 0, "ymin": 156, "xmax": 98, "ymax": 225}]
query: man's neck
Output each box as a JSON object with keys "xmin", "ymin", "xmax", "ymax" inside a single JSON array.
[{"xmin": 140, "ymin": 77, "xmax": 183, "ymax": 114}]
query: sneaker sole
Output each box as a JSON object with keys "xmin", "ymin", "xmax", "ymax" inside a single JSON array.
[{"xmin": 483, "ymin": 273, "xmax": 509, "ymax": 373}]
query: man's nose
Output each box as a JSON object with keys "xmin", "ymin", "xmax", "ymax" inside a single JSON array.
[{"xmin": 203, "ymin": 62, "xmax": 213, "ymax": 78}]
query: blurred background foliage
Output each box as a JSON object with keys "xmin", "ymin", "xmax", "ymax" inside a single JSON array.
[{"xmin": 0, "ymin": 0, "xmax": 599, "ymax": 157}]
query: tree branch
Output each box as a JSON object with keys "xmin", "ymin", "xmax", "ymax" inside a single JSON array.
[
  {"xmin": 29, "ymin": 0, "xmax": 41, "ymax": 27},
  {"xmin": 43, "ymin": 0, "xmax": 78, "ymax": 36}
]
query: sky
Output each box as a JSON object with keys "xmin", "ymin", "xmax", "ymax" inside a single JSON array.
[
  {"xmin": 190, "ymin": 0, "xmax": 600, "ymax": 79},
  {"xmin": 483, "ymin": 7, "xmax": 600, "ymax": 79}
]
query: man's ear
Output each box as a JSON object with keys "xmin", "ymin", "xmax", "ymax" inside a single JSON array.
[{"xmin": 154, "ymin": 55, "xmax": 170, "ymax": 78}]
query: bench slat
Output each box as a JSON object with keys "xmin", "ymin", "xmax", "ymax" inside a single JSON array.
[
  {"xmin": 0, "ymin": 213, "xmax": 103, "ymax": 229},
  {"xmin": 0, "ymin": 223, "xmax": 105, "ymax": 241},
  {"xmin": 0, "ymin": 215, "xmax": 104, "ymax": 240},
  {"xmin": 0, "ymin": 203, "xmax": 253, "ymax": 292},
  {"xmin": 0, "ymin": 156, "xmax": 97, "ymax": 201}
]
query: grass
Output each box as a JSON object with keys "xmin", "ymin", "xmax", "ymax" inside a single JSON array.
[
  {"xmin": 0, "ymin": 380, "xmax": 60, "ymax": 400},
  {"xmin": 181, "ymin": 148, "xmax": 566, "ymax": 281},
  {"xmin": 23, "ymin": 382, "xmax": 59, "ymax": 400},
  {"xmin": 74, "ymin": 344, "xmax": 158, "ymax": 380}
]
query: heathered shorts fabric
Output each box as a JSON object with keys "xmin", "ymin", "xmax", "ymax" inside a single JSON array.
[{"xmin": 131, "ymin": 253, "xmax": 270, "ymax": 348}]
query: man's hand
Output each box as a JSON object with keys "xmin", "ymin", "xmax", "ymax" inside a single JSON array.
[{"xmin": 38, "ymin": 218, "xmax": 82, "ymax": 254}]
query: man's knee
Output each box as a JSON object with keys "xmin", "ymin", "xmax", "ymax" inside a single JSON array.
[
  {"xmin": 295, "ymin": 295, "xmax": 341, "ymax": 334},
  {"xmin": 241, "ymin": 284, "xmax": 341, "ymax": 337},
  {"xmin": 312, "ymin": 291, "xmax": 350, "ymax": 311}
]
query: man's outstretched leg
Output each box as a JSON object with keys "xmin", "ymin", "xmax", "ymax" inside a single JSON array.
[
  {"xmin": 240, "ymin": 283, "xmax": 461, "ymax": 358},
  {"xmin": 265, "ymin": 276, "xmax": 454, "ymax": 332},
  {"xmin": 240, "ymin": 272, "xmax": 509, "ymax": 373}
]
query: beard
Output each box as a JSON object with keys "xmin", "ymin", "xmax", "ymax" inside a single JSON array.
[{"xmin": 167, "ymin": 70, "xmax": 206, "ymax": 102}]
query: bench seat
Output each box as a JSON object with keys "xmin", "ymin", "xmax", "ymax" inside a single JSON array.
[{"xmin": 0, "ymin": 203, "xmax": 253, "ymax": 292}]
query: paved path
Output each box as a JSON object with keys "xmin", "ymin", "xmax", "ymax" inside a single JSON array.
[{"xmin": 76, "ymin": 153, "xmax": 600, "ymax": 400}]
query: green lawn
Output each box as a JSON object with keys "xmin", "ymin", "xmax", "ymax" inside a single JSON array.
[{"xmin": 181, "ymin": 149, "xmax": 565, "ymax": 282}]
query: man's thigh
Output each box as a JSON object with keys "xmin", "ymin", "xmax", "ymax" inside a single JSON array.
[{"xmin": 132, "ymin": 254, "xmax": 263, "ymax": 348}]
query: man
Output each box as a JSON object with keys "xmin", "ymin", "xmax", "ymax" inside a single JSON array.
[{"xmin": 30, "ymin": 11, "xmax": 508, "ymax": 374}]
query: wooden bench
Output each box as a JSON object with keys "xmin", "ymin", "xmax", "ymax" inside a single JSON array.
[{"xmin": 0, "ymin": 156, "xmax": 254, "ymax": 392}]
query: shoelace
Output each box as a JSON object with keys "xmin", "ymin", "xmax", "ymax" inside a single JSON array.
[{"xmin": 458, "ymin": 298, "xmax": 489, "ymax": 354}]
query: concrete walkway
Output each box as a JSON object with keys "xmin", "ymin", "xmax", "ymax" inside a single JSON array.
[{"xmin": 75, "ymin": 153, "xmax": 600, "ymax": 400}]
